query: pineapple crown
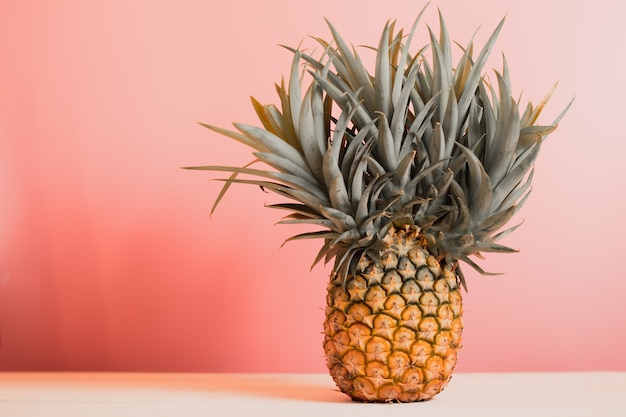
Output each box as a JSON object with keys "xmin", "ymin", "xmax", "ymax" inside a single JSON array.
[{"xmin": 188, "ymin": 8, "xmax": 571, "ymax": 289}]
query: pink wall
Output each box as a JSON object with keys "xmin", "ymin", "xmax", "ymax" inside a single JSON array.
[{"xmin": 1, "ymin": 0, "xmax": 625, "ymax": 372}]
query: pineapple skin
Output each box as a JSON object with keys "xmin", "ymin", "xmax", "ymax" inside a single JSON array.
[{"xmin": 323, "ymin": 224, "xmax": 463, "ymax": 402}]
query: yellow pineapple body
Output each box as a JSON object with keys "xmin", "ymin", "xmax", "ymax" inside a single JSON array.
[{"xmin": 323, "ymin": 224, "xmax": 463, "ymax": 402}]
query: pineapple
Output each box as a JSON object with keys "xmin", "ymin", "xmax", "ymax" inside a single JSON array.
[{"xmin": 188, "ymin": 9, "xmax": 570, "ymax": 402}]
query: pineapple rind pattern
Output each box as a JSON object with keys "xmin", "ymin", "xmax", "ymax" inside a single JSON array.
[{"xmin": 324, "ymin": 223, "xmax": 462, "ymax": 402}]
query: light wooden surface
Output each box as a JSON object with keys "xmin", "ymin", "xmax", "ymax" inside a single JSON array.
[{"xmin": 1, "ymin": 372, "xmax": 625, "ymax": 416}]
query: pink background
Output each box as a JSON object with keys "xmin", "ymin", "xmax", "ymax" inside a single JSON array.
[{"xmin": 1, "ymin": 0, "xmax": 625, "ymax": 373}]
